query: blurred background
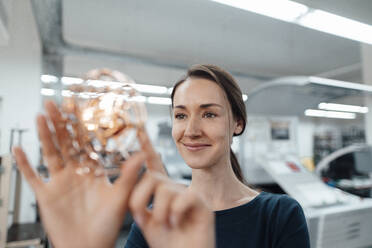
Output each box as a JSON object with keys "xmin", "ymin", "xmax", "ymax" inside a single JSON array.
[{"xmin": 1, "ymin": 0, "xmax": 372, "ymax": 247}]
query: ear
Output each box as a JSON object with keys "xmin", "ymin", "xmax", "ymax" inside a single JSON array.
[{"xmin": 233, "ymin": 119, "xmax": 244, "ymax": 135}]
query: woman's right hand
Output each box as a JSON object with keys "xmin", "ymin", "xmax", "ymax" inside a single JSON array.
[
  {"xmin": 13, "ymin": 101, "xmax": 146, "ymax": 248},
  {"xmin": 129, "ymin": 172, "xmax": 215, "ymax": 248}
]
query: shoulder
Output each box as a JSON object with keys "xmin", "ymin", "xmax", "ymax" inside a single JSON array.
[
  {"xmin": 215, "ymin": 192, "xmax": 310, "ymax": 247},
  {"xmin": 258, "ymin": 192, "xmax": 302, "ymax": 212},
  {"xmin": 256, "ymin": 192, "xmax": 305, "ymax": 223},
  {"xmin": 215, "ymin": 192, "xmax": 304, "ymax": 226},
  {"xmin": 257, "ymin": 191, "xmax": 298, "ymax": 205},
  {"xmin": 258, "ymin": 192, "xmax": 310, "ymax": 247}
]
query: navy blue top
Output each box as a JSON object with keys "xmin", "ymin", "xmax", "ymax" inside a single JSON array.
[{"xmin": 125, "ymin": 192, "xmax": 310, "ymax": 248}]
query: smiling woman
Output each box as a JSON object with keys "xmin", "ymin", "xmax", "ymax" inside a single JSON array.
[
  {"xmin": 171, "ymin": 65, "xmax": 246, "ymax": 180},
  {"xmin": 125, "ymin": 64, "xmax": 310, "ymax": 248}
]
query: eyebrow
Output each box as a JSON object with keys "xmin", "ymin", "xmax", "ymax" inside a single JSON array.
[{"xmin": 174, "ymin": 103, "xmax": 223, "ymax": 109}]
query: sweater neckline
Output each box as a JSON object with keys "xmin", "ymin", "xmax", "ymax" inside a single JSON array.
[{"xmin": 214, "ymin": 191, "xmax": 266, "ymax": 216}]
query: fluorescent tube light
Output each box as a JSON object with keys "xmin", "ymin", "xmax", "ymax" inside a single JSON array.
[
  {"xmin": 298, "ymin": 10, "xmax": 372, "ymax": 45},
  {"xmin": 242, "ymin": 94, "xmax": 248, "ymax": 101},
  {"xmin": 86, "ymin": 80, "xmax": 123, "ymax": 89},
  {"xmin": 132, "ymin": 84, "xmax": 168, "ymax": 94},
  {"xmin": 41, "ymin": 75, "xmax": 58, "ymax": 84},
  {"xmin": 318, "ymin": 102, "xmax": 369, "ymax": 114},
  {"xmin": 62, "ymin": 76, "xmax": 169, "ymax": 95},
  {"xmin": 60, "ymin": 74, "xmax": 173, "ymax": 95},
  {"xmin": 167, "ymin": 87, "xmax": 174, "ymax": 95},
  {"xmin": 129, "ymin": 95, "xmax": 147, "ymax": 103},
  {"xmin": 309, "ymin": 76, "xmax": 372, "ymax": 92},
  {"xmin": 147, "ymin": 97, "xmax": 172, "ymax": 105},
  {"xmin": 62, "ymin": 76, "xmax": 83, "ymax": 85},
  {"xmin": 305, "ymin": 109, "xmax": 356, "ymax": 119},
  {"xmin": 210, "ymin": 0, "xmax": 308, "ymax": 22},
  {"xmin": 40, "ymin": 88, "xmax": 56, "ymax": 96},
  {"xmin": 209, "ymin": 1, "xmax": 372, "ymax": 45},
  {"xmin": 79, "ymin": 92, "xmax": 103, "ymax": 99},
  {"xmin": 62, "ymin": 90, "xmax": 73, "ymax": 97}
]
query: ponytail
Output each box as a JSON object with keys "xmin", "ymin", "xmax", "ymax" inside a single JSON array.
[{"xmin": 230, "ymin": 149, "xmax": 245, "ymax": 184}]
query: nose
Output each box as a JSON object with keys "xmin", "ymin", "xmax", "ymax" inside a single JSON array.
[{"xmin": 184, "ymin": 116, "xmax": 202, "ymax": 138}]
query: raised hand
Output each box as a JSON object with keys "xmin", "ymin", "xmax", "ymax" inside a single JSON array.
[
  {"xmin": 13, "ymin": 101, "xmax": 146, "ymax": 248},
  {"xmin": 129, "ymin": 172, "xmax": 215, "ymax": 248}
]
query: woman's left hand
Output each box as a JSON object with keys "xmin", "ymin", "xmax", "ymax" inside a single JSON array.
[{"xmin": 129, "ymin": 172, "xmax": 215, "ymax": 248}]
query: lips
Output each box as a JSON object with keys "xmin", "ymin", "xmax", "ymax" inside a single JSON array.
[{"xmin": 182, "ymin": 142, "xmax": 211, "ymax": 151}]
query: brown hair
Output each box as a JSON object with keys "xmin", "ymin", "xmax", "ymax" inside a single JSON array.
[{"xmin": 171, "ymin": 64, "xmax": 247, "ymax": 183}]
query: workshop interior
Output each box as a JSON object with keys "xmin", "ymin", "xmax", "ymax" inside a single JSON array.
[{"xmin": 1, "ymin": 0, "xmax": 372, "ymax": 247}]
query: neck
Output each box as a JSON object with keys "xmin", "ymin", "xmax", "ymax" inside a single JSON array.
[{"xmin": 188, "ymin": 160, "xmax": 257, "ymax": 211}]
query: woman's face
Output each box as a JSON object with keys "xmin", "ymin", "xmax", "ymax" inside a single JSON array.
[{"xmin": 171, "ymin": 77, "xmax": 243, "ymax": 170}]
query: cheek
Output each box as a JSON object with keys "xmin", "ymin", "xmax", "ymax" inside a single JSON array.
[
  {"xmin": 206, "ymin": 122, "xmax": 230, "ymax": 143},
  {"xmin": 172, "ymin": 124, "xmax": 181, "ymax": 141}
]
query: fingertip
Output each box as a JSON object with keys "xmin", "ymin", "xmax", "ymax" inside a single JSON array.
[
  {"xmin": 46, "ymin": 100, "xmax": 59, "ymax": 114},
  {"xmin": 118, "ymin": 152, "xmax": 146, "ymax": 183},
  {"xmin": 44, "ymin": 99, "xmax": 55, "ymax": 109},
  {"xmin": 126, "ymin": 151, "xmax": 146, "ymax": 167},
  {"xmin": 12, "ymin": 146, "xmax": 22, "ymax": 158},
  {"xmin": 36, "ymin": 114, "xmax": 46, "ymax": 125},
  {"xmin": 12, "ymin": 146, "xmax": 19, "ymax": 154}
]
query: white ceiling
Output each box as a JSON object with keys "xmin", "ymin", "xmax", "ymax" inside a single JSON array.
[{"xmin": 62, "ymin": 0, "xmax": 372, "ymax": 82}]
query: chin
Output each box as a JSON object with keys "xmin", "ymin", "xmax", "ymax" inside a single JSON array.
[
  {"xmin": 182, "ymin": 155, "xmax": 216, "ymax": 170},
  {"xmin": 177, "ymin": 145, "xmax": 223, "ymax": 170},
  {"xmin": 185, "ymin": 160, "xmax": 210, "ymax": 169}
]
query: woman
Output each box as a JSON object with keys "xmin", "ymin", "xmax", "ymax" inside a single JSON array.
[{"xmin": 126, "ymin": 64, "xmax": 310, "ymax": 248}]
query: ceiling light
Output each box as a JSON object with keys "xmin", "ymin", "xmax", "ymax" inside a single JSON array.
[
  {"xmin": 41, "ymin": 74, "xmax": 58, "ymax": 84},
  {"xmin": 62, "ymin": 76, "xmax": 169, "ymax": 95},
  {"xmin": 209, "ymin": 1, "xmax": 372, "ymax": 45},
  {"xmin": 61, "ymin": 76, "xmax": 83, "ymax": 85},
  {"xmin": 167, "ymin": 87, "xmax": 174, "ymax": 95},
  {"xmin": 309, "ymin": 76, "xmax": 372, "ymax": 92},
  {"xmin": 210, "ymin": 0, "xmax": 308, "ymax": 22},
  {"xmin": 40, "ymin": 88, "xmax": 55, "ymax": 96},
  {"xmin": 61, "ymin": 90, "xmax": 73, "ymax": 97},
  {"xmin": 305, "ymin": 109, "xmax": 356, "ymax": 119},
  {"xmin": 242, "ymin": 94, "xmax": 248, "ymax": 101},
  {"xmin": 147, "ymin": 97, "xmax": 172, "ymax": 105},
  {"xmin": 298, "ymin": 10, "xmax": 372, "ymax": 45},
  {"xmin": 132, "ymin": 84, "xmax": 168, "ymax": 94},
  {"xmin": 128, "ymin": 95, "xmax": 147, "ymax": 103},
  {"xmin": 318, "ymin": 102, "xmax": 369, "ymax": 114},
  {"xmin": 86, "ymin": 80, "xmax": 123, "ymax": 89}
]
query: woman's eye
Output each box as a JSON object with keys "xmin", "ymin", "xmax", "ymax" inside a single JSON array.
[
  {"xmin": 175, "ymin": 113, "xmax": 186, "ymax": 119},
  {"xmin": 203, "ymin": 112, "xmax": 216, "ymax": 118}
]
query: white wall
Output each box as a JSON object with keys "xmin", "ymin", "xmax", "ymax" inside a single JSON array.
[{"xmin": 0, "ymin": 0, "xmax": 41, "ymax": 223}]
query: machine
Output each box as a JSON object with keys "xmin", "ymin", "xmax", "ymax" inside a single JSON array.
[
  {"xmin": 242, "ymin": 76, "xmax": 372, "ymax": 248},
  {"xmin": 316, "ymin": 144, "xmax": 372, "ymax": 198}
]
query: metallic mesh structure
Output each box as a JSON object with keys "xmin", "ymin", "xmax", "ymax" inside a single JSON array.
[{"xmin": 61, "ymin": 68, "xmax": 147, "ymax": 176}]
